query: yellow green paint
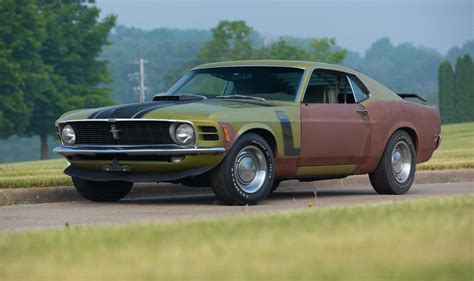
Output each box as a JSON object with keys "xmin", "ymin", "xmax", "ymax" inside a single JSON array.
[{"xmin": 296, "ymin": 165, "xmax": 356, "ymax": 176}]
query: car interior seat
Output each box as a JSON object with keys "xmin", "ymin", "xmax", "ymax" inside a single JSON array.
[
  {"xmin": 303, "ymin": 85, "xmax": 325, "ymax": 103},
  {"xmin": 324, "ymin": 87, "xmax": 338, "ymax": 103}
]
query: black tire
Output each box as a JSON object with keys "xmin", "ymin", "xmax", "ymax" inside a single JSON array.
[
  {"xmin": 210, "ymin": 133, "xmax": 275, "ymax": 205},
  {"xmin": 369, "ymin": 130, "xmax": 416, "ymax": 194},
  {"xmin": 270, "ymin": 179, "xmax": 281, "ymax": 192},
  {"xmin": 72, "ymin": 177, "xmax": 133, "ymax": 202}
]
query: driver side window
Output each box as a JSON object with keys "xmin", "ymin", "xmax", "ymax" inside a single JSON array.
[{"xmin": 303, "ymin": 70, "xmax": 366, "ymax": 104}]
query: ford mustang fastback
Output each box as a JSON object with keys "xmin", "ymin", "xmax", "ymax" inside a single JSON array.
[{"xmin": 54, "ymin": 60, "xmax": 441, "ymax": 205}]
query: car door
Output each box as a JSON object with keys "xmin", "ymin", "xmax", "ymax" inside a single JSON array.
[{"xmin": 298, "ymin": 70, "xmax": 371, "ymax": 167}]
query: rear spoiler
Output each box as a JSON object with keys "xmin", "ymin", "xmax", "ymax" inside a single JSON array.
[{"xmin": 397, "ymin": 93, "xmax": 427, "ymax": 102}]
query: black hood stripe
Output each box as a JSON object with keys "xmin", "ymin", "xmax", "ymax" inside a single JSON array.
[
  {"xmin": 88, "ymin": 99, "xmax": 274, "ymax": 119},
  {"xmin": 88, "ymin": 108, "xmax": 106, "ymax": 119},
  {"xmin": 133, "ymin": 101, "xmax": 193, "ymax": 118},
  {"xmin": 96, "ymin": 102, "xmax": 156, "ymax": 119},
  {"xmin": 88, "ymin": 101, "xmax": 195, "ymax": 119}
]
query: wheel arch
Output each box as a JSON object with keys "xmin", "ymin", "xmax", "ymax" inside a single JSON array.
[
  {"xmin": 366, "ymin": 123, "xmax": 420, "ymax": 173},
  {"xmin": 237, "ymin": 124, "xmax": 279, "ymax": 156},
  {"xmin": 398, "ymin": 126, "xmax": 419, "ymax": 152}
]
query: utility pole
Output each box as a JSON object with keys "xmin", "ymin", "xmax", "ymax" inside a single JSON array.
[
  {"xmin": 128, "ymin": 58, "xmax": 148, "ymax": 103},
  {"xmin": 139, "ymin": 58, "xmax": 146, "ymax": 103}
]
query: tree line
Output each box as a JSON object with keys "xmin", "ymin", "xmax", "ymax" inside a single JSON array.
[
  {"xmin": 438, "ymin": 54, "xmax": 474, "ymax": 123},
  {"xmin": 0, "ymin": 0, "xmax": 115, "ymax": 159},
  {"xmin": 160, "ymin": 20, "xmax": 346, "ymax": 91},
  {"xmin": 1, "ymin": 1, "xmax": 473, "ymax": 162},
  {"xmin": 105, "ymin": 25, "xmax": 473, "ymax": 107}
]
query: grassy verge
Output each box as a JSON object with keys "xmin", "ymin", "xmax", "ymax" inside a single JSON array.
[
  {"xmin": 0, "ymin": 195, "xmax": 472, "ymax": 281},
  {"xmin": 0, "ymin": 159, "xmax": 71, "ymax": 188},
  {"xmin": 0, "ymin": 122, "xmax": 472, "ymax": 189},
  {"xmin": 418, "ymin": 122, "xmax": 474, "ymax": 170}
]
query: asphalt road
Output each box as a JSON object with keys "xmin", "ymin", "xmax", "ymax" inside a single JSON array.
[{"xmin": 0, "ymin": 181, "xmax": 472, "ymax": 231}]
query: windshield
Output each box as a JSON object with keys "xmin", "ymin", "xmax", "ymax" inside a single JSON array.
[{"xmin": 167, "ymin": 66, "xmax": 305, "ymax": 102}]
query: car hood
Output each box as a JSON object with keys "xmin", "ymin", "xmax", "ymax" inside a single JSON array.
[{"xmin": 56, "ymin": 99, "xmax": 292, "ymax": 124}]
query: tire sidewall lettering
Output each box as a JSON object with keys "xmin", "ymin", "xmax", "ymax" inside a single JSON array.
[{"xmin": 227, "ymin": 136, "xmax": 274, "ymax": 202}]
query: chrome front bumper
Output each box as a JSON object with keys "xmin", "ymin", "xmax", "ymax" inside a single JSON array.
[{"xmin": 53, "ymin": 145, "xmax": 226, "ymax": 157}]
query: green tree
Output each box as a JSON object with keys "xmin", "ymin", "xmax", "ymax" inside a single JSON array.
[
  {"xmin": 35, "ymin": 0, "xmax": 116, "ymax": 159},
  {"xmin": 257, "ymin": 38, "xmax": 308, "ymax": 60},
  {"xmin": 350, "ymin": 38, "xmax": 442, "ymax": 103},
  {"xmin": 257, "ymin": 37, "xmax": 346, "ymax": 64},
  {"xmin": 467, "ymin": 55, "xmax": 474, "ymax": 121},
  {"xmin": 438, "ymin": 61, "xmax": 455, "ymax": 123},
  {"xmin": 308, "ymin": 38, "xmax": 347, "ymax": 63},
  {"xmin": 197, "ymin": 20, "xmax": 254, "ymax": 62},
  {"xmin": 454, "ymin": 55, "xmax": 474, "ymax": 122},
  {"xmin": 0, "ymin": 0, "xmax": 41, "ymax": 138},
  {"xmin": 0, "ymin": 0, "xmax": 116, "ymax": 159}
]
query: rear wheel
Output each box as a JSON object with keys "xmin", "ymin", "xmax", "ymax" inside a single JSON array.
[
  {"xmin": 72, "ymin": 177, "xmax": 133, "ymax": 202},
  {"xmin": 369, "ymin": 130, "xmax": 416, "ymax": 194},
  {"xmin": 211, "ymin": 133, "xmax": 275, "ymax": 205}
]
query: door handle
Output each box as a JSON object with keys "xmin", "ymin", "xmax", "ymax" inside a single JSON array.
[{"xmin": 356, "ymin": 109, "xmax": 369, "ymax": 119}]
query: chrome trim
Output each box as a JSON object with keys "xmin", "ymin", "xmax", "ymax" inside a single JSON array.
[
  {"xmin": 53, "ymin": 146, "xmax": 225, "ymax": 156},
  {"xmin": 435, "ymin": 135, "xmax": 442, "ymax": 149},
  {"xmin": 58, "ymin": 118, "xmax": 195, "ymax": 124},
  {"xmin": 69, "ymin": 144, "xmax": 192, "ymax": 148},
  {"xmin": 298, "ymin": 69, "xmax": 372, "ymax": 104},
  {"xmin": 391, "ymin": 141, "xmax": 412, "ymax": 183},
  {"xmin": 234, "ymin": 145, "xmax": 268, "ymax": 193},
  {"xmin": 346, "ymin": 75, "xmax": 359, "ymax": 102}
]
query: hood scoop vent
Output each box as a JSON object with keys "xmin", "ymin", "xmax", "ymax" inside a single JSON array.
[{"xmin": 152, "ymin": 94, "xmax": 207, "ymax": 102}]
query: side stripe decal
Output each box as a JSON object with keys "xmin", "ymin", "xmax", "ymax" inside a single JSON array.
[{"xmin": 275, "ymin": 110, "xmax": 300, "ymax": 156}]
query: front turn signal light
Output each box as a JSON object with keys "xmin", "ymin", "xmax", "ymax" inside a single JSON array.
[{"xmin": 223, "ymin": 127, "xmax": 231, "ymax": 142}]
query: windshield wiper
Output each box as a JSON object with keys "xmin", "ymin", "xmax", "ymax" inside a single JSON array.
[{"xmin": 216, "ymin": 94, "xmax": 266, "ymax": 102}]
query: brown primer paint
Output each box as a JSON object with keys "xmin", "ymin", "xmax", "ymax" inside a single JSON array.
[{"xmin": 298, "ymin": 103, "xmax": 371, "ymax": 166}]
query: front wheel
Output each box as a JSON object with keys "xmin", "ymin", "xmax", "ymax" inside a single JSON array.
[
  {"xmin": 369, "ymin": 130, "xmax": 416, "ymax": 194},
  {"xmin": 211, "ymin": 133, "xmax": 275, "ymax": 205},
  {"xmin": 72, "ymin": 177, "xmax": 133, "ymax": 202}
]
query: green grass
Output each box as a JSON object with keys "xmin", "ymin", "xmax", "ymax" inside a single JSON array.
[
  {"xmin": 418, "ymin": 122, "xmax": 474, "ymax": 170},
  {"xmin": 0, "ymin": 159, "xmax": 71, "ymax": 188},
  {"xmin": 0, "ymin": 122, "xmax": 472, "ymax": 189},
  {"xmin": 0, "ymin": 195, "xmax": 472, "ymax": 281}
]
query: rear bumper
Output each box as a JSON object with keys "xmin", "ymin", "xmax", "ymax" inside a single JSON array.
[
  {"xmin": 435, "ymin": 135, "xmax": 442, "ymax": 149},
  {"xmin": 53, "ymin": 145, "xmax": 225, "ymax": 157}
]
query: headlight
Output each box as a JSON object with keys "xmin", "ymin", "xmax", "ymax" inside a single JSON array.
[
  {"xmin": 175, "ymin": 123, "xmax": 195, "ymax": 145},
  {"xmin": 61, "ymin": 125, "xmax": 76, "ymax": 145}
]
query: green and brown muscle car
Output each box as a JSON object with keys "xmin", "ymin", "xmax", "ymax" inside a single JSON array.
[{"xmin": 54, "ymin": 60, "xmax": 441, "ymax": 205}]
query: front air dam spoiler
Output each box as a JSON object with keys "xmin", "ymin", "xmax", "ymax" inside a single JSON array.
[{"xmin": 64, "ymin": 165, "xmax": 213, "ymax": 183}]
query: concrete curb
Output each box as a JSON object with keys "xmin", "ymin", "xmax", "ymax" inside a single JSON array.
[{"xmin": 1, "ymin": 169, "xmax": 473, "ymax": 206}]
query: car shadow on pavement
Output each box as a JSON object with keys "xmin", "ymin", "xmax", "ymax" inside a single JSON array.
[{"xmin": 118, "ymin": 187, "xmax": 378, "ymax": 206}]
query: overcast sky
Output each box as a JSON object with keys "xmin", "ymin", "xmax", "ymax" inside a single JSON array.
[{"xmin": 96, "ymin": 0, "xmax": 473, "ymax": 54}]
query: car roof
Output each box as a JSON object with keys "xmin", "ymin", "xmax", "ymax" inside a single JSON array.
[
  {"xmin": 193, "ymin": 60, "xmax": 401, "ymax": 102},
  {"xmin": 194, "ymin": 60, "xmax": 357, "ymax": 73}
]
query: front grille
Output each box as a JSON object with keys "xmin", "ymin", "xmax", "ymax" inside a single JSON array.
[{"xmin": 65, "ymin": 121, "xmax": 174, "ymax": 145}]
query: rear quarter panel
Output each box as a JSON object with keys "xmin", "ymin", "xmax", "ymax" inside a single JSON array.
[{"xmin": 360, "ymin": 100, "xmax": 440, "ymax": 173}]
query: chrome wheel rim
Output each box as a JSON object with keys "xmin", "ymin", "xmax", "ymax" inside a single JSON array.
[
  {"xmin": 391, "ymin": 141, "xmax": 412, "ymax": 183},
  {"xmin": 234, "ymin": 145, "xmax": 267, "ymax": 193}
]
